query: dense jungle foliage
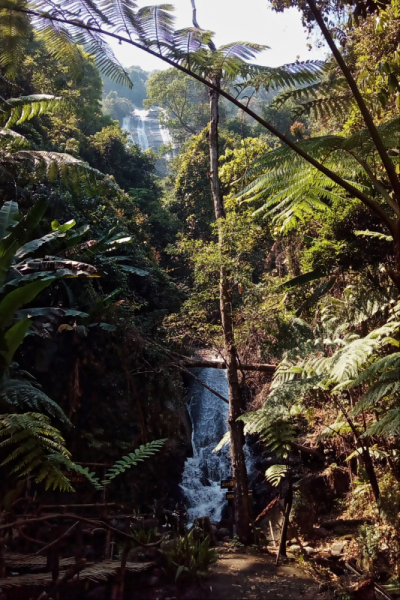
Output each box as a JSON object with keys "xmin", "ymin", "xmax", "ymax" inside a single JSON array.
[{"xmin": 0, "ymin": 0, "xmax": 399, "ymax": 597}]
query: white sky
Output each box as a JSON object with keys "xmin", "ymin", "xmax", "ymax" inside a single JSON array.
[{"xmin": 109, "ymin": 0, "xmax": 326, "ymax": 72}]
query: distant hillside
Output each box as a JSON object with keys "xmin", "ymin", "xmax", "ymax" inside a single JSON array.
[{"xmin": 102, "ymin": 65, "xmax": 149, "ymax": 109}]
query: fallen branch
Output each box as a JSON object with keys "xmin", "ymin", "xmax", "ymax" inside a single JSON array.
[
  {"xmin": 254, "ymin": 497, "xmax": 280, "ymax": 524},
  {"xmin": 290, "ymin": 442, "xmax": 325, "ymax": 461},
  {"xmin": 34, "ymin": 522, "xmax": 79, "ymax": 555},
  {"xmin": 345, "ymin": 561, "xmax": 393, "ymax": 600},
  {"xmin": 180, "ymin": 359, "xmax": 276, "ymax": 373},
  {"xmin": 173, "ymin": 363, "xmax": 229, "ymax": 404}
]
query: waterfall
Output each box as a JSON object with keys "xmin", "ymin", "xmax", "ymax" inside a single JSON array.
[
  {"xmin": 180, "ymin": 368, "xmax": 253, "ymax": 523},
  {"xmin": 135, "ymin": 109, "xmax": 149, "ymax": 150}
]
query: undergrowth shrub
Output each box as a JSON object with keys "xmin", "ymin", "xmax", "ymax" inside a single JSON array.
[{"xmin": 159, "ymin": 529, "xmax": 217, "ymax": 583}]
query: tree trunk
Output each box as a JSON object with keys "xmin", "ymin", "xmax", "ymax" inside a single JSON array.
[
  {"xmin": 208, "ymin": 84, "xmax": 250, "ymax": 543},
  {"xmin": 276, "ymin": 475, "xmax": 293, "ymax": 565},
  {"xmin": 362, "ymin": 447, "xmax": 380, "ymax": 501}
]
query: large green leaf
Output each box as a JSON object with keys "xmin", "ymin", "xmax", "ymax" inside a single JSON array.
[
  {"xmin": 281, "ymin": 270, "xmax": 326, "ymax": 289},
  {"xmin": 15, "ymin": 230, "xmax": 68, "ymax": 260},
  {"xmin": 1, "ymin": 317, "xmax": 31, "ymax": 369},
  {"xmin": 0, "ymin": 198, "xmax": 47, "ymax": 258},
  {"xmin": 0, "ymin": 278, "xmax": 55, "ymax": 329},
  {"xmin": 0, "ymin": 201, "xmax": 19, "ymax": 241},
  {"xmin": 0, "ymin": 240, "xmax": 19, "ymax": 287}
]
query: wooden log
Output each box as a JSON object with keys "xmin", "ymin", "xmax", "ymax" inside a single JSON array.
[{"xmin": 181, "ymin": 359, "xmax": 276, "ymax": 373}]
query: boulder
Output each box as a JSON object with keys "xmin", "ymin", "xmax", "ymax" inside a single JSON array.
[
  {"xmin": 216, "ymin": 528, "xmax": 230, "ymax": 540},
  {"xmin": 331, "ymin": 541, "xmax": 346, "ymax": 556},
  {"xmin": 160, "ymin": 538, "xmax": 176, "ymax": 552}
]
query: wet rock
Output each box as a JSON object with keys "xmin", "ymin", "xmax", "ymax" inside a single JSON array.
[
  {"xmin": 160, "ymin": 538, "xmax": 176, "ymax": 551},
  {"xmin": 127, "ymin": 547, "xmax": 146, "ymax": 562},
  {"xmin": 222, "ymin": 536, "xmax": 230, "ymax": 542},
  {"xmin": 315, "ymin": 527, "xmax": 329, "ymax": 538},
  {"xmin": 85, "ymin": 585, "xmax": 107, "ymax": 599},
  {"xmin": 216, "ymin": 528, "xmax": 230, "ymax": 540},
  {"xmin": 331, "ymin": 541, "xmax": 346, "ymax": 556},
  {"xmin": 84, "ymin": 545, "xmax": 95, "ymax": 561}
]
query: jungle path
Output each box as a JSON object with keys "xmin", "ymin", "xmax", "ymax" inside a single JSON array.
[{"xmin": 199, "ymin": 548, "xmax": 332, "ymax": 600}]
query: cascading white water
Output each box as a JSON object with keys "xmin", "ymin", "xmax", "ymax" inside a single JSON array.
[
  {"xmin": 135, "ymin": 109, "xmax": 149, "ymax": 150},
  {"xmin": 180, "ymin": 368, "xmax": 253, "ymax": 523}
]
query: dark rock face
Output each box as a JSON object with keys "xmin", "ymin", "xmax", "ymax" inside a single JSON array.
[{"xmin": 296, "ymin": 467, "xmax": 350, "ymax": 514}]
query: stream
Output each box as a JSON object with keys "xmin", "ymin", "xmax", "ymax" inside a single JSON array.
[{"xmin": 180, "ymin": 368, "xmax": 254, "ymax": 523}]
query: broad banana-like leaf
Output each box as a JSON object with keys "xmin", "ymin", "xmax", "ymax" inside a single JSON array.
[
  {"xmin": 1, "ymin": 317, "xmax": 31, "ymax": 369},
  {"xmin": 15, "ymin": 230, "xmax": 69, "ymax": 260},
  {"xmin": 16, "ymin": 308, "xmax": 89, "ymax": 319},
  {"xmin": 0, "ymin": 272, "xmax": 54, "ymax": 296},
  {"xmin": 0, "ymin": 240, "xmax": 19, "ymax": 288},
  {"xmin": 51, "ymin": 219, "xmax": 76, "ymax": 233},
  {"xmin": 0, "ymin": 278, "xmax": 55, "ymax": 329},
  {"xmin": 0, "ymin": 201, "xmax": 19, "ymax": 241},
  {"xmin": 280, "ymin": 269, "xmax": 326, "ymax": 289},
  {"xmin": 119, "ymin": 265, "xmax": 148, "ymax": 276},
  {"xmin": 16, "ymin": 257, "xmax": 97, "ymax": 275},
  {"xmin": 0, "ymin": 198, "xmax": 47, "ymax": 257}
]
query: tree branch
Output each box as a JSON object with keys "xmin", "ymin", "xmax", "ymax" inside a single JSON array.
[{"xmin": 173, "ymin": 362, "xmax": 229, "ymax": 403}]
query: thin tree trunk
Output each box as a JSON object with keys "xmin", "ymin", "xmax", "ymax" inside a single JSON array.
[
  {"xmin": 191, "ymin": 0, "xmax": 250, "ymax": 543},
  {"xmin": 361, "ymin": 447, "xmax": 380, "ymax": 501},
  {"xmin": 208, "ymin": 84, "xmax": 250, "ymax": 544},
  {"xmin": 276, "ymin": 474, "xmax": 293, "ymax": 565}
]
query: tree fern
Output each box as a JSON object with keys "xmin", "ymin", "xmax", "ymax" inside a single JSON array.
[
  {"xmin": 0, "ymin": 412, "xmax": 73, "ymax": 491},
  {"xmin": 238, "ymin": 116, "xmax": 400, "ymax": 234}
]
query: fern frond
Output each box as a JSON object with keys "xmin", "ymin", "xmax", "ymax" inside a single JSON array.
[
  {"xmin": 0, "ymin": 0, "xmax": 31, "ymax": 78},
  {"xmin": 0, "ymin": 379, "xmax": 70, "ymax": 424},
  {"xmin": 137, "ymin": 4, "xmax": 175, "ymax": 54},
  {"xmin": 354, "ymin": 230, "xmax": 393, "ymax": 242},
  {"xmin": 0, "ymin": 95, "xmax": 63, "ymax": 129},
  {"xmin": 212, "ymin": 431, "xmax": 230, "ymax": 453},
  {"xmin": 265, "ymin": 464, "xmax": 288, "ymax": 487},
  {"xmin": 0, "ymin": 412, "xmax": 73, "ymax": 490},
  {"xmin": 239, "ymin": 116, "xmax": 400, "ymax": 233},
  {"xmin": 364, "ymin": 408, "xmax": 400, "ymax": 438},
  {"xmin": 6, "ymin": 150, "xmax": 109, "ymax": 193},
  {"xmin": 103, "ymin": 438, "xmax": 166, "ymax": 484}
]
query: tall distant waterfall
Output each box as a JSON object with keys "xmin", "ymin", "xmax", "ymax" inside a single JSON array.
[
  {"xmin": 122, "ymin": 108, "xmax": 172, "ymax": 153},
  {"xmin": 180, "ymin": 368, "xmax": 253, "ymax": 523}
]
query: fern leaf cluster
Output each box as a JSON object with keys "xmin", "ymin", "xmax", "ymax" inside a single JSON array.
[
  {"xmin": 0, "ymin": 94, "xmax": 63, "ymax": 129},
  {"xmin": 238, "ymin": 116, "xmax": 400, "ymax": 234},
  {"xmin": 0, "ymin": 412, "xmax": 73, "ymax": 490}
]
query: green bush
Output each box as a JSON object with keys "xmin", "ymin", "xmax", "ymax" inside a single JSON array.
[{"xmin": 159, "ymin": 529, "xmax": 218, "ymax": 583}]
